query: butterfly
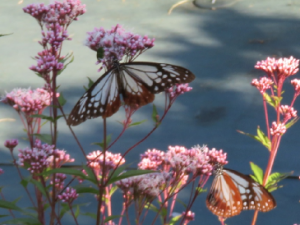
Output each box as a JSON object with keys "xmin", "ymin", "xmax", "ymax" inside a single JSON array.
[
  {"xmin": 67, "ymin": 61, "xmax": 195, "ymax": 126},
  {"xmin": 206, "ymin": 166, "xmax": 276, "ymax": 218}
]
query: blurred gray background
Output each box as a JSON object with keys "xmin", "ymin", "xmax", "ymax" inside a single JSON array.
[{"xmin": 0, "ymin": 0, "xmax": 300, "ymax": 224}]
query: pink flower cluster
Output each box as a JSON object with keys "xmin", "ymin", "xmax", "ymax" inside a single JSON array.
[
  {"xmin": 181, "ymin": 210, "xmax": 195, "ymax": 223},
  {"xmin": 30, "ymin": 50, "xmax": 64, "ymax": 81},
  {"xmin": 58, "ymin": 187, "xmax": 78, "ymax": 204},
  {"xmin": 279, "ymin": 105, "xmax": 297, "ymax": 123},
  {"xmin": 86, "ymin": 150, "xmax": 125, "ymax": 177},
  {"xmin": 291, "ymin": 79, "xmax": 300, "ymax": 96},
  {"xmin": 251, "ymin": 77, "xmax": 273, "ymax": 94},
  {"xmin": 270, "ymin": 122, "xmax": 286, "ymax": 136},
  {"xmin": 4, "ymin": 139, "xmax": 18, "ymax": 150},
  {"xmin": 18, "ymin": 139, "xmax": 73, "ymax": 174},
  {"xmin": 23, "ymin": 0, "xmax": 86, "ymax": 27},
  {"xmin": 116, "ymin": 172, "xmax": 170, "ymax": 198},
  {"xmin": 84, "ymin": 24, "xmax": 155, "ymax": 71},
  {"xmin": 255, "ymin": 56, "xmax": 299, "ymax": 79},
  {"xmin": 2, "ymin": 88, "xmax": 58, "ymax": 114},
  {"xmin": 167, "ymin": 83, "xmax": 193, "ymax": 99},
  {"xmin": 50, "ymin": 173, "xmax": 67, "ymax": 190},
  {"xmin": 138, "ymin": 148, "xmax": 165, "ymax": 170}
]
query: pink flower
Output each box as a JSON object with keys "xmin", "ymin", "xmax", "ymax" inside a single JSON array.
[
  {"xmin": 291, "ymin": 79, "xmax": 300, "ymax": 96},
  {"xmin": 255, "ymin": 56, "xmax": 299, "ymax": 80},
  {"xmin": 4, "ymin": 139, "xmax": 18, "ymax": 151},
  {"xmin": 138, "ymin": 149, "xmax": 165, "ymax": 170},
  {"xmin": 84, "ymin": 24, "xmax": 155, "ymax": 71},
  {"xmin": 0, "ymin": 168, "xmax": 3, "ymax": 175},
  {"xmin": 279, "ymin": 105, "xmax": 297, "ymax": 123},
  {"xmin": 181, "ymin": 210, "xmax": 195, "ymax": 223},
  {"xmin": 47, "ymin": 149, "xmax": 74, "ymax": 168},
  {"xmin": 270, "ymin": 122, "xmax": 286, "ymax": 136},
  {"xmin": 167, "ymin": 83, "xmax": 193, "ymax": 99},
  {"xmin": 58, "ymin": 187, "xmax": 78, "ymax": 204},
  {"xmin": 86, "ymin": 151, "xmax": 125, "ymax": 177},
  {"xmin": 50, "ymin": 173, "xmax": 66, "ymax": 190},
  {"xmin": 251, "ymin": 77, "xmax": 273, "ymax": 94},
  {"xmin": 1, "ymin": 88, "xmax": 58, "ymax": 114}
]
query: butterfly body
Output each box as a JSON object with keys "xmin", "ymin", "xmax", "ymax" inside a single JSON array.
[
  {"xmin": 206, "ymin": 167, "xmax": 276, "ymax": 218},
  {"xmin": 67, "ymin": 61, "xmax": 195, "ymax": 126}
]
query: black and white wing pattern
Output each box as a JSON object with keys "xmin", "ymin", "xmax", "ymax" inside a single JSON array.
[
  {"xmin": 206, "ymin": 168, "xmax": 276, "ymax": 218},
  {"xmin": 67, "ymin": 62, "xmax": 195, "ymax": 126}
]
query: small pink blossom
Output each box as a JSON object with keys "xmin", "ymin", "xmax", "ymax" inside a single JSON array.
[
  {"xmin": 1, "ymin": 88, "xmax": 58, "ymax": 114},
  {"xmin": 255, "ymin": 56, "xmax": 299, "ymax": 80},
  {"xmin": 270, "ymin": 122, "xmax": 286, "ymax": 136},
  {"xmin": 167, "ymin": 83, "xmax": 193, "ymax": 99},
  {"xmin": 50, "ymin": 173, "xmax": 66, "ymax": 190},
  {"xmin": 87, "ymin": 151, "xmax": 125, "ymax": 177},
  {"xmin": 291, "ymin": 79, "xmax": 300, "ymax": 96},
  {"xmin": 47, "ymin": 149, "xmax": 74, "ymax": 168},
  {"xmin": 251, "ymin": 77, "xmax": 273, "ymax": 94},
  {"xmin": 84, "ymin": 24, "xmax": 155, "ymax": 71},
  {"xmin": 138, "ymin": 149, "xmax": 165, "ymax": 170},
  {"xmin": 181, "ymin": 210, "xmax": 195, "ymax": 223},
  {"xmin": 279, "ymin": 105, "xmax": 297, "ymax": 123},
  {"xmin": 0, "ymin": 168, "xmax": 3, "ymax": 175},
  {"xmin": 58, "ymin": 187, "xmax": 78, "ymax": 204},
  {"xmin": 4, "ymin": 139, "xmax": 18, "ymax": 151}
]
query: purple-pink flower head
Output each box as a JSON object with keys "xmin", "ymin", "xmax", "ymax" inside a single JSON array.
[
  {"xmin": 270, "ymin": 122, "xmax": 286, "ymax": 136},
  {"xmin": 255, "ymin": 56, "xmax": 299, "ymax": 81},
  {"xmin": 47, "ymin": 149, "xmax": 74, "ymax": 168},
  {"xmin": 138, "ymin": 149, "xmax": 165, "ymax": 170},
  {"xmin": 251, "ymin": 77, "xmax": 273, "ymax": 94},
  {"xmin": 86, "ymin": 150, "xmax": 125, "ymax": 176},
  {"xmin": 181, "ymin": 210, "xmax": 195, "ymax": 223},
  {"xmin": 4, "ymin": 139, "xmax": 19, "ymax": 151},
  {"xmin": 1, "ymin": 88, "xmax": 58, "ymax": 114},
  {"xmin": 84, "ymin": 24, "xmax": 155, "ymax": 71},
  {"xmin": 58, "ymin": 187, "xmax": 78, "ymax": 204},
  {"xmin": 291, "ymin": 79, "xmax": 300, "ymax": 96},
  {"xmin": 167, "ymin": 83, "xmax": 193, "ymax": 99},
  {"xmin": 0, "ymin": 168, "xmax": 3, "ymax": 175},
  {"xmin": 50, "ymin": 173, "xmax": 66, "ymax": 190},
  {"xmin": 23, "ymin": 0, "xmax": 86, "ymax": 27},
  {"xmin": 279, "ymin": 105, "xmax": 297, "ymax": 123}
]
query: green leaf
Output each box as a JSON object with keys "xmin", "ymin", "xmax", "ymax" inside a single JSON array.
[
  {"xmin": 97, "ymin": 47, "xmax": 104, "ymax": 59},
  {"xmin": 81, "ymin": 212, "xmax": 97, "ymax": 219},
  {"xmin": 0, "ymin": 200, "xmax": 23, "ymax": 211},
  {"xmin": 41, "ymin": 168, "xmax": 87, "ymax": 179},
  {"xmin": 0, "ymin": 218, "xmax": 42, "ymax": 225},
  {"xmin": 144, "ymin": 203, "xmax": 158, "ymax": 213},
  {"xmin": 31, "ymin": 114, "xmax": 54, "ymax": 123},
  {"xmin": 74, "ymin": 205, "xmax": 80, "ymax": 218},
  {"xmin": 169, "ymin": 214, "xmax": 182, "ymax": 225},
  {"xmin": 104, "ymin": 215, "xmax": 123, "ymax": 223},
  {"xmin": 265, "ymin": 171, "xmax": 292, "ymax": 192},
  {"xmin": 57, "ymin": 55, "xmax": 74, "ymax": 76},
  {"xmin": 59, "ymin": 203, "xmax": 70, "ymax": 218},
  {"xmin": 33, "ymin": 134, "xmax": 52, "ymax": 144},
  {"xmin": 195, "ymin": 187, "xmax": 206, "ymax": 194},
  {"xmin": 82, "ymin": 166, "xmax": 98, "ymax": 184},
  {"xmin": 263, "ymin": 92, "xmax": 275, "ymax": 107},
  {"xmin": 108, "ymin": 169, "xmax": 156, "ymax": 185},
  {"xmin": 109, "ymin": 164, "xmax": 130, "ymax": 179},
  {"xmin": 92, "ymin": 134, "xmax": 112, "ymax": 149},
  {"xmin": 176, "ymin": 199, "xmax": 187, "ymax": 208},
  {"xmin": 58, "ymin": 93, "xmax": 67, "ymax": 107},
  {"xmin": 84, "ymin": 77, "xmax": 95, "ymax": 91},
  {"xmin": 0, "ymin": 33, "xmax": 12, "ymax": 37},
  {"xmin": 272, "ymin": 96, "xmax": 282, "ymax": 107},
  {"xmin": 109, "ymin": 186, "xmax": 118, "ymax": 196},
  {"xmin": 76, "ymin": 186, "xmax": 99, "ymax": 194},
  {"xmin": 249, "ymin": 162, "xmax": 263, "ymax": 184},
  {"xmin": 152, "ymin": 104, "xmax": 160, "ymax": 126},
  {"xmin": 20, "ymin": 179, "xmax": 29, "ymax": 188},
  {"xmin": 285, "ymin": 117, "xmax": 299, "ymax": 129},
  {"xmin": 128, "ymin": 119, "xmax": 147, "ymax": 128},
  {"xmin": 256, "ymin": 127, "xmax": 271, "ymax": 151}
]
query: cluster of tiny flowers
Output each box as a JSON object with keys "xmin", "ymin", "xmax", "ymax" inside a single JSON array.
[
  {"xmin": 116, "ymin": 172, "xmax": 170, "ymax": 199},
  {"xmin": 23, "ymin": 0, "xmax": 86, "ymax": 27},
  {"xmin": 138, "ymin": 149, "xmax": 165, "ymax": 170},
  {"xmin": 270, "ymin": 122, "xmax": 286, "ymax": 136},
  {"xmin": 251, "ymin": 77, "xmax": 273, "ymax": 94},
  {"xmin": 181, "ymin": 210, "xmax": 195, "ymax": 223},
  {"xmin": 18, "ymin": 145, "xmax": 53, "ymax": 174},
  {"xmin": 291, "ymin": 79, "xmax": 300, "ymax": 96},
  {"xmin": 167, "ymin": 83, "xmax": 193, "ymax": 99},
  {"xmin": 30, "ymin": 50, "xmax": 64, "ymax": 79},
  {"xmin": 4, "ymin": 139, "xmax": 18, "ymax": 150},
  {"xmin": 255, "ymin": 56, "xmax": 299, "ymax": 79},
  {"xmin": 1, "ymin": 88, "xmax": 58, "ymax": 114},
  {"xmin": 50, "ymin": 173, "xmax": 66, "ymax": 190},
  {"xmin": 84, "ymin": 24, "xmax": 155, "ymax": 71},
  {"xmin": 58, "ymin": 187, "xmax": 78, "ymax": 204},
  {"xmin": 279, "ymin": 105, "xmax": 297, "ymax": 122},
  {"xmin": 204, "ymin": 147, "xmax": 228, "ymax": 166},
  {"xmin": 87, "ymin": 151, "xmax": 125, "ymax": 176},
  {"xmin": 47, "ymin": 149, "xmax": 74, "ymax": 168}
]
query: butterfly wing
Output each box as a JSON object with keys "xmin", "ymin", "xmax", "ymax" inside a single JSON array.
[
  {"xmin": 206, "ymin": 168, "xmax": 276, "ymax": 218},
  {"xmin": 121, "ymin": 62, "xmax": 195, "ymax": 93},
  {"xmin": 67, "ymin": 68, "xmax": 121, "ymax": 126},
  {"xmin": 206, "ymin": 169, "xmax": 243, "ymax": 217}
]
